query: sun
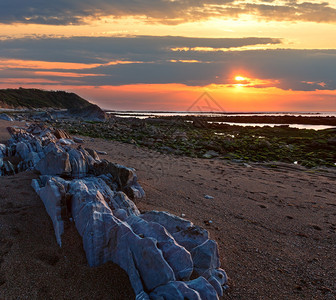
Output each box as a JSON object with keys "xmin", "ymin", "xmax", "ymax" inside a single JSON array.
[{"xmin": 235, "ymin": 76, "xmax": 246, "ymax": 81}]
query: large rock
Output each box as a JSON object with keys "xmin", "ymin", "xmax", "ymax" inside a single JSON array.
[
  {"xmin": 110, "ymin": 192, "xmax": 140, "ymax": 216},
  {"xmin": 15, "ymin": 141, "xmax": 32, "ymax": 160},
  {"xmin": 141, "ymin": 211, "xmax": 209, "ymax": 250},
  {"xmin": 0, "ymin": 113, "xmax": 14, "ymax": 121},
  {"xmin": 191, "ymin": 239, "xmax": 220, "ymax": 276},
  {"xmin": 4, "ymin": 126, "xmax": 144, "ymax": 209},
  {"xmin": 17, "ymin": 151, "xmax": 43, "ymax": 172},
  {"xmin": 33, "ymin": 175, "xmax": 227, "ymax": 299},
  {"xmin": 5, "ymin": 124, "xmax": 55, "ymax": 172},
  {"xmin": 73, "ymin": 137, "xmax": 84, "ymax": 143},
  {"xmin": 93, "ymin": 159, "xmax": 145, "ymax": 200},
  {"xmin": 31, "ymin": 176, "xmax": 69, "ymax": 246},
  {"xmin": 53, "ymin": 128, "xmax": 71, "ymax": 139},
  {"xmin": 207, "ymin": 269, "xmax": 228, "ymax": 297},
  {"xmin": 150, "ymin": 281, "xmax": 201, "ymax": 300},
  {"xmin": 150, "ymin": 277, "xmax": 221, "ymax": 300},
  {"xmin": 68, "ymin": 178, "xmax": 175, "ymax": 295},
  {"xmin": 59, "ymin": 138, "xmax": 75, "ymax": 146},
  {"xmin": 126, "ymin": 214, "xmax": 193, "ymax": 281},
  {"xmin": 36, "ymin": 149, "xmax": 71, "ymax": 176},
  {"xmin": 186, "ymin": 277, "xmax": 219, "ymax": 300},
  {"xmin": 1, "ymin": 160, "xmax": 15, "ymax": 175},
  {"xmin": 68, "ymin": 148, "xmax": 89, "ymax": 178},
  {"xmin": 5, "ymin": 160, "xmax": 15, "ymax": 174},
  {"xmin": 85, "ymin": 148, "xmax": 100, "ymax": 160},
  {"xmin": 31, "ymin": 111, "xmax": 54, "ymax": 122},
  {"xmin": 0, "ymin": 144, "xmax": 6, "ymax": 157}
]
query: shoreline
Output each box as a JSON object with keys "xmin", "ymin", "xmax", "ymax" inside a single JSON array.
[{"xmin": 106, "ymin": 112, "xmax": 336, "ymax": 126}]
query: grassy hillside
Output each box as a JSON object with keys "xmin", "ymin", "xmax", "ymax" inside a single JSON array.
[{"xmin": 0, "ymin": 88, "xmax": 94, "ymax": 109}]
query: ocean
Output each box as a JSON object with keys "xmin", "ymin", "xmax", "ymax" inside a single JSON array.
[{"xmin": 106, "ymin": 111, "xmax": 336, "ymax": 130}]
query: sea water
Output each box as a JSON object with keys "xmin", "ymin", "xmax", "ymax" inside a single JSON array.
[{"xmin": 106, "ymin": 111, "xmax": 336, "ymax": 130}]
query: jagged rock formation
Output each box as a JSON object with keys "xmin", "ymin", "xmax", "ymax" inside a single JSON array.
[
  {"xmin": 0, "ymin": 143, "xmax": 15, "ymax": 175},
  {"xmin": 32, "ymin": 176, "xmax": 228, "ymax": 299},
  {"xmin": 5, "ymin": 124, "xmax": 144, "ymax": 200},
  {"xmin": 5, "ymin": 123, "xmax": 228, "ymax": 299},
  {"xmin": 0, "ymin": 113, "xmax": 14, "ymax": 121}
]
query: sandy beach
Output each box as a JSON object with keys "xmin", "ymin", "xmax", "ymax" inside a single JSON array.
[{"xmin": 0, "ymin": 119, "xmax": 335, "ymax": 299}]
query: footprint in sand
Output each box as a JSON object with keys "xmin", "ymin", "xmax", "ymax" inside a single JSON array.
[{"xmin": 309, "ymin": 224, "xmax": 322, "ymax": 231}]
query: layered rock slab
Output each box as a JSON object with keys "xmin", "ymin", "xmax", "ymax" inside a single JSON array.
[
  {"xmin": 5, "ymin": 124, "xmax": 145, "ymax": 201},
  {"xmin": 32, "ymin": 176, "xmax": 227, "ymax": 299}
]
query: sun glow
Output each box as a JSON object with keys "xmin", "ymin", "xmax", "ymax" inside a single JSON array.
[
  {"xmin": 235, "ymin": 76, "xmax": 246, "ymax": 81},
  {"xmin": 234, "ymin": 75, "xmax": 249, "ymax": 88}
]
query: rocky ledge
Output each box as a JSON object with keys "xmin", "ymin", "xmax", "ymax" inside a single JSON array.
[{"xmin": 1, "ymin": 123, "xmax": 228, "ymax": 299}]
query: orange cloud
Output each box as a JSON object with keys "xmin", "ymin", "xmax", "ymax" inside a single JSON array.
[
  {"xmin": 0, "ymin": 59, "xmax": 143, "ymax": 70},
  {"xmin": 0, "ymin": 78, "xmax": 60, "ymax": 84},
  {"xmin": 0, "ymin": 59, "xmax": 101, "ymax": 70},
  {"xmin": 33, "ymin": 71, "xmax": 105, "ymax": 77}
]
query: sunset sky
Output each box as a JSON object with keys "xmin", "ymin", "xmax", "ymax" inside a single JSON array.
[{"xmin": 1, "ymin": 0, "xmax": 336, "ymax": 111}]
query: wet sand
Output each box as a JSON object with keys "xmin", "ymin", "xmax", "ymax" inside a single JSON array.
[{"xmin": 1, "ymin": 120, "xmax": 336, "ymax": 299}]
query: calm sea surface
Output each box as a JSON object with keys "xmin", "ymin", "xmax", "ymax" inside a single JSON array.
[{"xmin": 107, "ymin": 111, "xmax": 336, "ymax": 130}]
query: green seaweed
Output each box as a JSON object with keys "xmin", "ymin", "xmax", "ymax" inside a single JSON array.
[{"xmin": 56, "ymin": 118, "xmax": 336, "ymax": 169}]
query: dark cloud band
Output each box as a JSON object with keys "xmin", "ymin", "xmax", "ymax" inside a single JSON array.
[
  {"xmin": 0, "ymin": 36, "xmax": 282, "ymax": 63},
  {"xmin": 1, "ymin": 0, "xmax": 336, "ymax": 25},
  {"xmin": 0, "ymin": 35, "xmax": 335, "ymax": 91}
]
